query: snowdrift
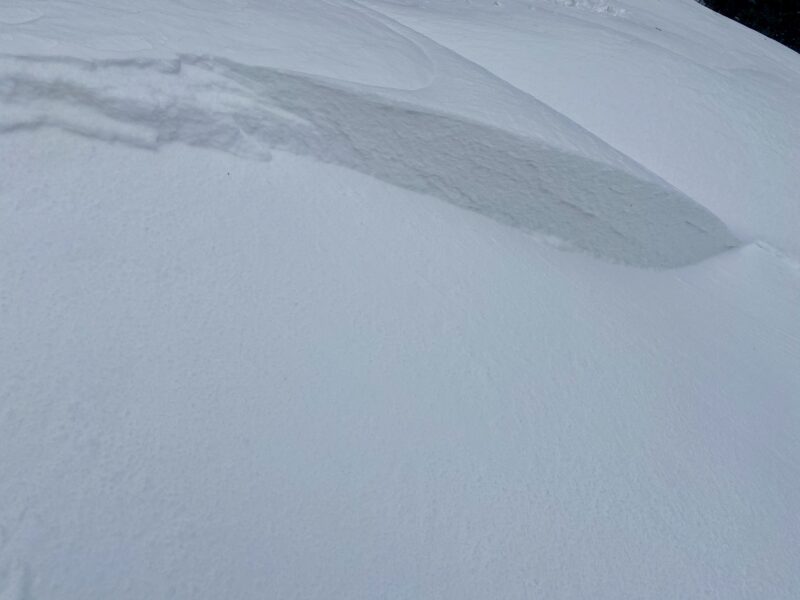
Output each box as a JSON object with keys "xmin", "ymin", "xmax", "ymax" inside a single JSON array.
[
  {"xmin": 1, "ymin": 52, "xmax": 736, "ymax": 267},
  {"xmin": 2, "ymin": 0, "xmax": 799, "ymax": 598}
]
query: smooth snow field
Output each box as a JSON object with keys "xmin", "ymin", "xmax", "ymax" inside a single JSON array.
[{"xmin": 1, "ymin": 0, "xmax": 799, "ymax": 598}]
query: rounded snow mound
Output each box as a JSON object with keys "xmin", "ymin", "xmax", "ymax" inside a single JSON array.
[{"xmin": 0, "ymin": 53, "xmax": 737, "ymax": 267}]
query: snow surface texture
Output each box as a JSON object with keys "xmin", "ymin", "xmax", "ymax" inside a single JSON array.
[
  {"xmin": 374, "ymin": 0, "xmax": 800, "ymax": 256},
  {"xmin": 1, "ymin": 0, "xmax": 799, "ymax": 599},
  {"xmin": 0, "ymin": 52, "xmax": 736, "ymax": 267}
]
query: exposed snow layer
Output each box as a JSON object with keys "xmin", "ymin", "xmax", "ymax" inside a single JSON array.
[
  {"xmin": 375, "ymin": 0, "xmax": 800, "ymax": 256},
  {"xmin": 0, "ymin": 51, "xmax": 736, "ymax": 267},
  {"xmin": 1, "ymin": 0, "xmax": 799, "ymax": 599}
]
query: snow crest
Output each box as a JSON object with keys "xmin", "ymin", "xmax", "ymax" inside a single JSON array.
[{"xmin": 0, "ymin": 53, "xmax": 736, "ymax": 267}]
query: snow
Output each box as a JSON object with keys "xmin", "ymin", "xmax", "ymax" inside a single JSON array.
[
  {"xmin": 0, "ymin": 50, "xmax": 736, "ymax": 266},
  {"xmin": 375, "ymin": 0, "xmax": 800, "ymax": 254},
  {"xmin": 1, "ymin": 1, "xmax": 799, "ymax": 598}
]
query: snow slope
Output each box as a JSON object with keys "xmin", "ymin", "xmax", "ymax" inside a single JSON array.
[
  {"xmin": 1, "ymin": 1, "xmax": 799, "ymax": 598},
  {"xmin": 0, "ymin": 18, "xmax": 737, "ymax": 267},
  {"xmin": 374, "ymin": 0, "xmax": 800, "ymax": 255}
]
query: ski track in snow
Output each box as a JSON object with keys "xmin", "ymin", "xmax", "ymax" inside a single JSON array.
[{"xmin": 0, "ymin": 49, "xmax": 736, "ymax": 268}]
